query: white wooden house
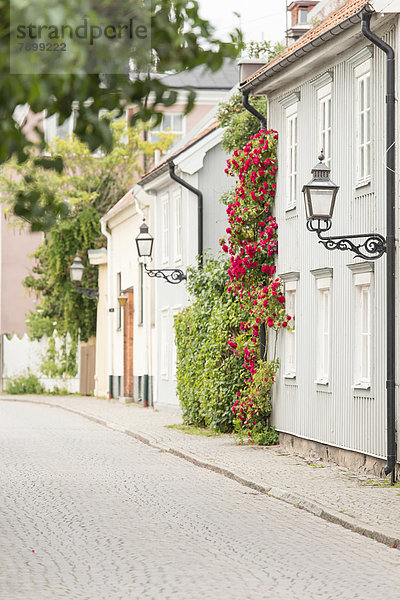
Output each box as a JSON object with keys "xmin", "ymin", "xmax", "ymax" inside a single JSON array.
[
  {"xmin": 240, "ymin": 0, "xmax": 400, "ymax": 475},
  {"xmin": 97, "ymin": 61, "xmax": 238, "ymax": 404},
  {"xmin": 137, "ymin": 121, "xmax": 232, "ymax": 407}
]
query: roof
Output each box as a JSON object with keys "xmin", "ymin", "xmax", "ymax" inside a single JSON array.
[
  {"xmin": 159, "ymin": 59, "xmax": 238, "ymax": 90},
  {"xmin": 102, "ymin": 120, "xmax": 220, "ymax": 220},
  {"xmin": 138, "ymin": 121, "xmax": 220, "ymax": 186},
  {"xmin": 102, "ymin": 187, "xmax": 134, "ymax": 222},
  {"xmin": 241, "ymin": 0, "xmax": 370, "ymax": 91}
]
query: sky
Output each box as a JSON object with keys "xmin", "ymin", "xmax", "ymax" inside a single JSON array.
[{"xmin": 197, "ymin": 0, "xmax": 288, "ymax": 45}]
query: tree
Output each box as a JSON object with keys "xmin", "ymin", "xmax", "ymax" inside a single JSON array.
[
  {"xmin": 217, "ymin": 40, "xmax": 284, "ymax": 154},
  {"xmin": 1, "ymin": 0, "xmax": 242, "ymax": 229},
  {"xmin": 0, "ymin": 119, "xmax": 172, "ymax": 375},
  {"xmin": 217, "ymin": 93, "xmax": 268, "ymax": 154}
]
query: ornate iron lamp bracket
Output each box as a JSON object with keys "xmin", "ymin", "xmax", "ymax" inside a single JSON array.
[
  {"xmin": 73, "ymin": 283, "xmax": 99, "ymax": 299},
  {"xmin": 307, "ymin": 219, "xmax": 387, "ymax": 260},
  {"xmin": 144, "ymin": 264, "xmax": 187, "ymax": 285}
]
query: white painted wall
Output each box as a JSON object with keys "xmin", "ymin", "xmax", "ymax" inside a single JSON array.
[
  {"xmin": 264, "ymin": 17, "xmax": 398, "ymax": 460},
  {"xmin": 105, "ymin": 193, "xmax": 154, "ymax": 400},
  {"xmin": 2, "ymin": 333, "xmax": 80, "ymax": 393},
  {"xmin": 145, "ymin": 132, "xmax": 232, "ymax": 407}
]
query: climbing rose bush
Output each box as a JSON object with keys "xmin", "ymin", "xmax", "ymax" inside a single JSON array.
[{"xmin": 220, "ymin": 129, "xmax": 292, "ymax": 444}]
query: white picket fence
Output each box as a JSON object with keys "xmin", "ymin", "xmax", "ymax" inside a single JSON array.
[{"xmin": 1, "ymin": 333, "xmax": 80, "ymax": 393}]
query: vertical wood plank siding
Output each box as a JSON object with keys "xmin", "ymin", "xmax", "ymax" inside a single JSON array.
[{"xmin": 268, "ymin": 27, "xmax": 397, "ymax": 459}]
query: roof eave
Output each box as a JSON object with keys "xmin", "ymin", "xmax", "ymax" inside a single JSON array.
[
  {"xmin": 101, "ymin": 192, "xmax": 136, "ymax": 224},
  {"xmin": 138, "ymin": 162, "xmax": 170, "ymax": 187},
  {"xmin": 240, "ymin": 8, "xmax": 370, "ymax": 93},
  {"xmin": 137, "ymin": 124, "xmax": 219, "ymax": 187}
]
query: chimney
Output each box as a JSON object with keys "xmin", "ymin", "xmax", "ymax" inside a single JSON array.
[{"xmin": 286, "ymin": 1, "xmax": 319, "ymax": 45}]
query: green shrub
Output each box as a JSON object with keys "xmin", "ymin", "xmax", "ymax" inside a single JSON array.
[
  {"xmin": 47, "ymin": 386, "xmax": 70, "ymax": 395},
  {"xmin": 174, "ymin": 256, "xmax": 248, "ymax": 432},
  {"xmin": 5, "ymin": 371, "xmax": 45, "ymax": 394}
]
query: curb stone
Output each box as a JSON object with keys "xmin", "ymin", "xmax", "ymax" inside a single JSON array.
[{"xmin": 2, "ymin": 396, "xmax": 400, "ymax": 551}]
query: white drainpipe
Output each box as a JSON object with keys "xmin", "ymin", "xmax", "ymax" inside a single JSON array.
[{"xmin": 133, "ymin": 191, "xmax": 151, "ymax": 406}]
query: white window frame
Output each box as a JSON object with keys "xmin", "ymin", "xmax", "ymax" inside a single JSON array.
[
  {"xmin": 43, "ymin": 111, "xmax": 74, "ymax": 145},
  {"xmin": 150, "ymin": 113, "xmax": 185, "ymax": 142},
  {"xmin": 298, "ymin": 8, "xmax": 308, "ymax": 24},
  {"xmin": 286, "ymin": 102, "xmax": 298, "ymax": 210},
  {"xmin": 318, "ymin": 83, "xmax": 332, "ymax": 168},
  {"xmin": 352, "ymin": 269, "xmax": 373, "ymax": 389},
  {"xmin": 284, "ymin": 281, "xmax": 297, "ymax": 379},
  {"xmin": 160, "ymin": 308, "xmax": 169, "ymax": 380},
  {"xmin": 311, "ymin": 269, "xmax": 333, "ymax": 385},
  {"xmin": 173, "ymin": 188, "xmax": 182, "ymax": 264},
  {"xmin": 116, "ymin": 272, "xmax": 122, "ymax": 331},
  {"xmin": 355, "ymin": 60, "xmax": 372, "ymax": 185},
  {"xmin": 161, "ymin": 193, "xmax": 169, "ymax": 265}
]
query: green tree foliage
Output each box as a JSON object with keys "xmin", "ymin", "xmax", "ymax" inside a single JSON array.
[
  {"xmin": 217, "ymin": 93, "xmax": 268, "ymax": 154},
  {"xmin": 174, "ymin": 256, "xmax": 248, "ymax": 432},
  {"xmin": 245, "ymin": 40, "xmax": 285, "ymax": 60},
  {"xmin": 1, "ymin": 0, "xmax": 242, "ymax": 228},
  {"xmin": 217, "ymin": 40, "xmax": 284, "ymax": 153},
  {"xmin": 0, "ymin": 120, "xmax": 172, "ymax": 375}
]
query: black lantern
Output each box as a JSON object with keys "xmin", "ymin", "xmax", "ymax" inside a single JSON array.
[
  {"xmin": 302, "ymin": 151, "xmax": 339, "ymax": 223},
  {"xmin": 69, "ymin": 253, "xmax": 99, "ymax": 299},
  {"xmin": 135, "ymin": 220, "xmax": 154, "ymax": 259},
  {"xmin": 135, "ymin": 219, "xmax": 186, "ymax": 285},
  {"xmin": 303, "ymin": 152, "xmax": 386, "ymax": 260},
  {"xmin": 69, "ymin": 253, "xmax": 85, "ymax": 283}
]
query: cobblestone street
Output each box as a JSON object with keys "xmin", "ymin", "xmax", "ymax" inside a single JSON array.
[{"xmin": 1, "ymin": 401, "xmax": 400, "ymax": 600}]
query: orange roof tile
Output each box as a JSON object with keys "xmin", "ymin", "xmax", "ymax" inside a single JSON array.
[{"xmin": 243, "ymin": 0, "xmax": 370, "ymax": 88}]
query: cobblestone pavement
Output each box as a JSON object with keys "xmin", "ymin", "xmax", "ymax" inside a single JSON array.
[
  {"xmin": 4, "ymin": 394, "xmax": 400, "ymax": 548},
  {"xmin": 1, "ymin": 401, "xmax": 400, "ymax": 600}
]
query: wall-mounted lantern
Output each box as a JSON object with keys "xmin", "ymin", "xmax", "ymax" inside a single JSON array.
[
  {"xmin": 69, "ymin": 253, "xmax": 99, "ymax": 299},
  {"xmin": 117, "ymin": 295, "xmax": 128, "ymax": 308},
  {"xmin": 303, "ymin": 152, "xmax": 386, "ymax": 260},
  {"xmin": 135, "ymin": 219, "xmax": 186, "ymax": 285}
]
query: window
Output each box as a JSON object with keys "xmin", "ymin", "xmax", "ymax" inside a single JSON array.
[
  {"xmin": 317, "ymin": 288, "xmax": 330, "ymax": 383},
  {"xmin": 43, "ymin": 112, "xmax": 74, "ymax": 145},
  {"xmin": 284, "ymin": 284, "xmax": 296, "ymax": 378},
  {"xmin": 355, "ymin": 61, "xmax": 371, "ymax": 183},
  {"xmin": 173, "ymin": 189, "xmax": 182, "ymax": 263},
  {"xmin": 286, "ymin": 103, "xmax": 298, "ymax": 210},
  {"xmin": 161, "ymin": 308, "xmax": 169, "ymax": 379},
  {"xmin": 298, "ymin": 8, "xmax": 308, "ymax": 24},
  {"xmin": 318, "ymin": 84, "xmax": 332, "ymax": 168},
  {"xmin": 161, "ymin": 194, "xmax": 169, "ymax": 264},
  {"xmin": 150, "ymin": 114, "xmax": 184, "ymax": 141},
  {"xmin": 117, "ymin": 272, "xmax": 122, "ymax": 330},
  {"xmin": 351, "ymin": 267, "xmax": 373, "ymax": 389},
  {"xmin": 311, "ymin": 269, "xmax": 333, "ymax": 385}
]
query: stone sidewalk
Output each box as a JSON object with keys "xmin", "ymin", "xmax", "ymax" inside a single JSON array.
[{"xmin": 2, "ymin": 394, "xmax": 400, "ymax": 549}]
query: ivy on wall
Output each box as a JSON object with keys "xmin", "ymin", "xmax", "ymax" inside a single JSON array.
[
  {"xmin": 0, "ymin": 119, "xmax": 173, "ymax": 376},
  {"xmin": 174, "ymin": 256, "xmax": 248, "ymax": 432}
]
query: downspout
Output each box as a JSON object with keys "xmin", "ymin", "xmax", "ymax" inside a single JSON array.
[
  {"xmin": 101, "ymin": 219, "xmax": 114, "ymax": 398},
  {"xmin": 361, "ymin": 10, "xmax": 396, "ymax": 482},
  {"xmin": 241, "ymin": 91, "xmax": 267, "ymax": 360},
  {"xmin": 169, "ymin": 161, "xmax": 203, "ymax": 268},
  {"xmin": 242, "ymin": 91, "xmax": 267, "ymax": 130}
]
